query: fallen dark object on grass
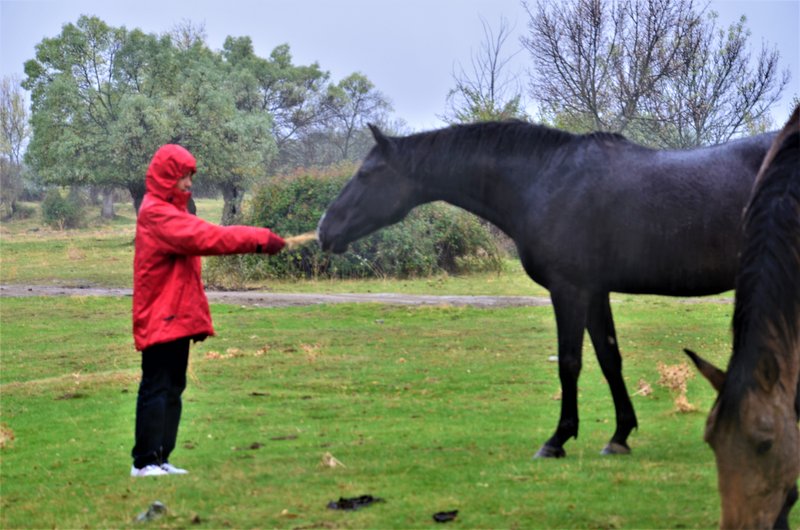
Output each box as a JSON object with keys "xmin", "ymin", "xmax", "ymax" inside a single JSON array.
[
  {"xmin": 135, "ymin": 501, "xmax": 166, "ymax": 523},
  {"xmin": 433, "ymin": 510, "xmax": 459, "ymax": 523},
  {"xmin": 327, "ymin": 495, "xmax": 384, "ymax": 511}
]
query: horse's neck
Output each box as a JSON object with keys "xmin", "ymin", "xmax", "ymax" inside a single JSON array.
[{"xmin": 418, "ymin": 157, "xmax": 528, "ymax": 240}]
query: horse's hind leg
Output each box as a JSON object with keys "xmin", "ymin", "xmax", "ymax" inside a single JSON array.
[
  {"xmin": 587, "ymin": 292, "xmax": 637, "ymax": 455},
  {"xmin": 534, "ymin": 287, "xmax": 589, "ymax": 459}
]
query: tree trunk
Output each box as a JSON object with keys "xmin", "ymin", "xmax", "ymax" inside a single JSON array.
[
  {"xmin": 129, "ymin": 181, "xmax": 146, "ymax": 215},
  {"xmin": 220, "ymin": 182, "xmax": 244, "ymax": 225},
  {"xmin": 90, "ymin": 186, "xmax": 102, "ymax": 206},
  {"xmin": 101, "ymin": 188, "xmax": 115, "ymax": 219}
]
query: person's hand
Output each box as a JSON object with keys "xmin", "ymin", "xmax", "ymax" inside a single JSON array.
[{"xmin": 264, "ymin": 233, "xmax": 285, "ymax": 254}]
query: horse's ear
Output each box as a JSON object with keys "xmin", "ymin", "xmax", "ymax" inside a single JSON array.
[
  {"xmin": 368, "ymin": 123, "xmax": 394, "ymax": 156},
  {"xmin": 684, "ymin": 349, "xmax": 726, "ymax": 392}
]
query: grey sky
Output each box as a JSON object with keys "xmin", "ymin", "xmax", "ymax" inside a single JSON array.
[{"xmin": 1, "ymin": 0, "xmax": 798, "ymax": 131}]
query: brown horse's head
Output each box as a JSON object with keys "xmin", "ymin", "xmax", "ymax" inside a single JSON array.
[{"xmin": 688, "ymin": 346, "xmax": 799, "ymax": 528}]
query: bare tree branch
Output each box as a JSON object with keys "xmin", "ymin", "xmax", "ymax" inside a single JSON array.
[
  {"xmin": 443, "ymin": 16, "xmax": 527, "ymax": 123},
  {"xmin": 521, "ymin": 0, "xmax": 788, "ymax": 146}
]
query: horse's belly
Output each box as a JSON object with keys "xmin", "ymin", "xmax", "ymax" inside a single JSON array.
[
  {"xmin": 613, "ymin": 280, "xmax": 733, "ymax": 297},
  {"xmin": 607, "ymin": 257, "xmax": 737, "ymax": 296}
]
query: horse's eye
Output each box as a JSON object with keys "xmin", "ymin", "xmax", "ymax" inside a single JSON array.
[{"xmin": 755, "ymin": 439, "xmax": 773, "ymax": 455}]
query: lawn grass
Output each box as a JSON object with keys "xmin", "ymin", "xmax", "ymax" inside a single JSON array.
[{"xmin": 1, "ymin": 294, "xmax": 732, "ymax": 528}]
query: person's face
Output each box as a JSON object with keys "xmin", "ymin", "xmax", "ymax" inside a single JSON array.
[{"xmin": 175, "ymin": 172, "xmax": 193, "ymax": 192}]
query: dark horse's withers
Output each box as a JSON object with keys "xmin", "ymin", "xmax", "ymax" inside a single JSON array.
[
  {"xmin": 318, "ymin": 120, "xmax": 776, "ymax": 458},
  {"xmin": 687, "ymin": 106, "xmax": 800, "ymax": 530}
]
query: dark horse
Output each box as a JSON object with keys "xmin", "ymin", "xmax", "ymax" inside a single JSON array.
[
  {"xmin": 318, "ymin": 120, "xmax": 776, "ymax": 458},
  {"xmin": 686, "ymin": 106, "xmax": 799, "ymax": 529}
]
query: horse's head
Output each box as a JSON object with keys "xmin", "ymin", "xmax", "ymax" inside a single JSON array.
[
  {"xmin": 318, "ymin": 125, "xmax": 422, "ymax": 254},
  {"xmin": 685, "ymin": 349, "xmax": 800, "ymax": 529}
]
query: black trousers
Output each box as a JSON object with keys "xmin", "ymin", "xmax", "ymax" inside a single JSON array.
[{"xmin": 131, "ymin": 338, "xmax": 190, "ymax": 468}]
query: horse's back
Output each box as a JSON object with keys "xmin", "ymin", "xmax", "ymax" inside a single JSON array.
[{"xmin": 523, "ymin": 132, "xmax": 777, "ymax": 295}]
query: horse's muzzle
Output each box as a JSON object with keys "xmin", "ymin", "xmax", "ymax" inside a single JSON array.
[{"xmin": 317, "ymin": 212, "xmax": 341, "ymax": 253}]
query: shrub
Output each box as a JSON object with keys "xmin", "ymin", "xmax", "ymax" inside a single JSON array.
[
  {"xmin": 7, "ymin": 203, "xmax": 36, "ymax": 220},
  {"xmin": 41, "ymin": 188, "xmax": 85, "ymax": 229},
  {"xmin": 204, "ymin": 166, "xmax": 503, "ymax": 285}
]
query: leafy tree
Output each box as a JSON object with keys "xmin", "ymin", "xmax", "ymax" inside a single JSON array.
[
  {"xmin": 443, "ymin": 17, "xmax": 528, "ymax": 124},
  {"xmin": 0, "ymin": 76, "xmax": 31, "ymax": 218},
  {"xmin": 323, "ymin": 72, "xmax": 392, "ymax": 160},
  {"xmin": 23, "ymin": 16, "xmax": 176, "ymax": 213},
  {"xmin": 168, "ymin": 43, "xmax": 276, "ymax": 224},
  {"xmin": 521, "ymin": 0, "xmax": 788, "ymax": 146},
  {"xmin": 223, "ymin": 38, "xmax": 392, "ymax": 170},
  {"xmin": 222, "ymin": 38, "xmax": 329, "ymax": 170},
  {"xmin": 194, "ymin": 89, "xmax": 274, "ymax": 223},
  {"xmin": 24, "ymin": 17, "xmax": 276, "ymax": 221}
]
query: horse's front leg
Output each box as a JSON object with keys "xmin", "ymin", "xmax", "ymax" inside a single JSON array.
[
  {"xmin": 534, "ymin": 286, "xmax": 589, "ymax": 459},
  {"xmin": 586, "ymin": 292, "xmax": 637, "ymax": 455}
]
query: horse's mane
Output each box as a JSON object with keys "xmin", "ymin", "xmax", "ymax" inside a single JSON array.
[
  {"xmin": 396, "ymin": 121, "xmax": 635, "ymax": 169},
  {"xmin": 397, "ymin": 120, "xmax": 577, "ymax": 172},
  {"xmin": 583, "ymin": 131, "xmax": 630, "ymax": 143},
  {"xmin": 718, "ymin": 121, "xmax": 800, "ymax": 422}
]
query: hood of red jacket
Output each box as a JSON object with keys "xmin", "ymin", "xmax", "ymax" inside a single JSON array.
[{"xmin": 146, "ymin": 144, "xmax": 197, "ymax": 209}]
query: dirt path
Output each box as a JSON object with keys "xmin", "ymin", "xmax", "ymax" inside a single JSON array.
[{"xmin": 0, "ymin": 284, "xmax": 552, "ymax": 308}]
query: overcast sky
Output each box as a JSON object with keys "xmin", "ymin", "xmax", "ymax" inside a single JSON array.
[{"xmin": 1, "ymin": 0, "xmax": 798, "ymax": 131}]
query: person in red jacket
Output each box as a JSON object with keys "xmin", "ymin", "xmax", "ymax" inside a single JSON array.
[{"xmin": 131, "ymin": 144, "xmax": 285, "ymax": 477}]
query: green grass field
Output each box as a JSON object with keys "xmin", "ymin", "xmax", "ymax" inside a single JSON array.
[{"xmin": 0, "ymin": 201, "xmax": 733, "ymax": 528}]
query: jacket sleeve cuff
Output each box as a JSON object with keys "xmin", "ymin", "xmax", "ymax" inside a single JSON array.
[{"xmin": 261, "ymin": 232, "xmax": 285, "ymax": 254}]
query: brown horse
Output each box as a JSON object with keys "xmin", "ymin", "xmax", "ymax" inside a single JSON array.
[{"xmin": 686, "ymin": 105, "xmax": 800, "ymax": 529}]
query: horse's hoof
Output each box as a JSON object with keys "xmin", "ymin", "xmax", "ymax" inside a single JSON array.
[
  {"xmin": 600, "ymin": 442, "xmax": 631, "ymax": 455},
  {"xmin": 533, "ymin": 444, "xmax": 566, "ymax": 459}
]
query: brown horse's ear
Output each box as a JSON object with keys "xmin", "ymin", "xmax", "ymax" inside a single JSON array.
[
  {"xmin": 684, "ymin": 349, "xmax": 726, "ymax": 392},
  {"xmin": 368, "ymin": 123, "xmax": 394, "ymax": 155}
]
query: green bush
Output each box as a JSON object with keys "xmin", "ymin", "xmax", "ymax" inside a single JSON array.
[
  {"xmin": 204, "ymin": 166, "xmax": 503, "ymax": 285},
  {"xmin": 41, "ymin": 188, "xmax": 85, "ymax": 229},
  {"xmin": 8, "ymin": 203, "xmax": 36, "ymax": 220}
]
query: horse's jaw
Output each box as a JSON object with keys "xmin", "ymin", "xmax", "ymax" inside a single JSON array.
[
  {"xmin": 320, "ymin": 238, "xmax": 350, "ymax": 254},
  {"xmin": 317, "ymin": 212, "xmax": 353, "ymax": 254}
]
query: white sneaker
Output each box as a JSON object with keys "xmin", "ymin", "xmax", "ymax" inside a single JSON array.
[
  {"xmin": 160, "ymin": 462, "xmax": 188, "ymax": 475},
  {"xmin": 131, "ymin": 464, "xmax": 168, "ymax": 477}
]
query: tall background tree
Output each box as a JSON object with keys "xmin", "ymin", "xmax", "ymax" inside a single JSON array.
[
  {"xmin": 23, "ymin": 17, "xmax": 278, "ymax": 221},
  {"xmin": 520, "ymin": 0, "xmax": 789, "ymax": 146},
  {"xmin": 322, "ymin": 72, "xmax": 392, "ymax": 160},
  {"xmin": 646, "ymin": 11, "xmax": 790, "ymax": 146},
  {"xmin": 443, "ymin": 17, "xmax": 528, "ymax": 123},
  {"xmin": 23, "ymin": 16, "xmax": 175, "ymax": 214},
  {"xmin": 0, "ymin": 76, "xmax": 31, "ymax": 218},
  {"xmin": 222, "ymin": 38, "xmax": 330, "ymax": 172},
  {"xmin": 170, "ymin": 41, "xmax": 276, "ymax": 224}
]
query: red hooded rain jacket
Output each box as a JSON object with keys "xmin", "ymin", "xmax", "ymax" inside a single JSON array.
[{"xmin": 133, "ymin": 144, "xmax": 283, "ymax": 351}]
